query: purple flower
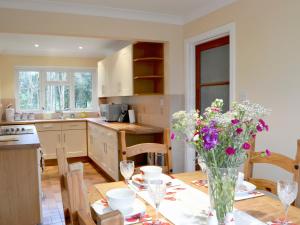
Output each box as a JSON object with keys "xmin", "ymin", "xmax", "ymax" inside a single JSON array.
[
  {"xmin": 170, "ymin": 132, "xmax": 175, "ymax": 140},
  {"xmin": 231, "ymin": 119, "xmax": 239, "ymax": 125},
  {"xmin": 225, "ymin": 147, "xmax": 236, "ymax": 156},
  {"xmin": 256, "ymin": 124, "xmax": 263, "ymax": 132},
  {"xmin": 258, "ymin": 118, "xmax": 269, "ymax": 132},
  {"xmin": 259, "ymin": 119, "xmax": 266, "ymax": 126},
  {"xmin": 265, "ymin": 125, "xmax": 269, "ymax": 132},
  {"xmin": 201, "ymin": 123, "xmax": 219, "ymax": 150},
  {"xmin": 236, "ymin": 128, "xmax": 243, "ymax": 135},
  {"xmin": 242, "ymin": 142, "xmax": 251, "ymax": 150},
  {"xmin": 265, "ymin": 149, "xmax": 271, "ymax": 156}
]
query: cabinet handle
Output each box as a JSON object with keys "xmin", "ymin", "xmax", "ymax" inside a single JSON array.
[
  {"xmin": 64, "ymin": 133, "xmax": 66, "ymax": 143},
  {"xmin": 58, "ymin": 134, "xmax": 61, "ymax": 144},
  {"xmin": 90, "ymin": 135, "xmax": 93, "ymax": 144}
]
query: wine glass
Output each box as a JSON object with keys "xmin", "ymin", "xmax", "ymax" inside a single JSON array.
[
  {"xmin": 120, "ymin": 160, "xmax": 135, "ymax": 184},
  {"xmin": 277, "ymin": 180, "xmax": 298, "ymax": 224},
  {"xmin": 148, "ymin": 179, "xmax": 167, "ymax": 225},
  {"xmin": 197, "ymin": 155, "xmax": 207, "ymax": 173}
]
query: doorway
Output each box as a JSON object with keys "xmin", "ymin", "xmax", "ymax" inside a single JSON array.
[
  {"xmin": 195, "ymin": 36, "xmax": 230, "ymax": 113},
  {"xmin": 184, "ymin": 23, "xmax": 236, "ymax": 172}
]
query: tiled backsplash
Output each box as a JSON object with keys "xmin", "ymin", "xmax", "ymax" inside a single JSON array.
[{"xmin": 106, "ymin": 94, "xmax": 184, "ymax": 128}]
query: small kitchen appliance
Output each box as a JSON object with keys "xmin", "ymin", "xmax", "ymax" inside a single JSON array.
[
  {"xmin": 118, "ymin": 104, "xmax": 129, "ymax": 122},
  {"xmin": 99, "ymin": 103, "xmax": 122, "ymax": 122}
]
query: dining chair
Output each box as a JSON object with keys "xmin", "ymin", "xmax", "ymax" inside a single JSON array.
[
  {"xmin": 120, "ymin": 128, "xmax": 173, "ymax": 174},
  {"xmin": 64, "ymin": 169, "xmax": 124, "ymax": 225},
  {"xmin": 244, "ymin": 139, "xmax": 300, "ymax": 206},
  {"xmin": 56, "ymin": 147, "xmax": 84, "ymax": 223}
]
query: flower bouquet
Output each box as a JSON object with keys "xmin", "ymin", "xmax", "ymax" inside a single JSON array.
[{"xmin": 172, "ymin": 99, "xmax": 270, "ymax": 224}]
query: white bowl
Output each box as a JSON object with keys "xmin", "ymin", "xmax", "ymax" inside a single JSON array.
[
  {"xmin": 140, "ymin": 166, "xmax": 162, "ymax": 182},
  {"xmin": 106, "ymin": 188, "xmax": 136, "ymax": 214}
]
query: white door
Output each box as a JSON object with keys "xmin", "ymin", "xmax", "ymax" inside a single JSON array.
[
  {"xmin": 63, "ymin": 130, "xmax": 87, "ymax": 157},
  {"xmin": 38, "ymin": 131, "xmax": 61, "ymax": 159}
]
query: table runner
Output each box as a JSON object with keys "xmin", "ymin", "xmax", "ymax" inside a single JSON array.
[{"xmin": 129, "ymin": 179, "xmax": 266, "ymax": 225}]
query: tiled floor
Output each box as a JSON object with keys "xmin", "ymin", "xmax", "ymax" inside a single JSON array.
[{"xmin": 41, "ymin": 162, "xmax": 108, "ymax": 225}]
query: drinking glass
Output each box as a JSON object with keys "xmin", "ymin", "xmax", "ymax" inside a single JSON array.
[
  {"xmin": 197, "ymin": 155, "xmax": 207, "ymax": 174},
  {"xmin": 277, "ymin": 180, "xmax": 298, "ymax": 225},
  {"xmin": 148, "ymin": 179, "xmax": 167, "ymax": 225},
  {"xmin": 120, "ymin": 160, "xmax": 135, "ymax": 184}
]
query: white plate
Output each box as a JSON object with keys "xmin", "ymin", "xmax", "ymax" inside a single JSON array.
[
  {"xmin": 236, "ymin": 181, "xmax": 256, "ymax": 195},
  {"xmin": 132, "ymin": 173, "xmax": 172, "ymax": 187},
  {"xmin": 92, "ymin": 198, "xmax": 146, "ymax": 218}
]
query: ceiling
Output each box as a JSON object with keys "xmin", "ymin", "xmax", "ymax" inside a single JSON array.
[
  {"xmin": 0, "ymin": 33, "xmax": 131, "ymax": 58},
  {"xmin": 0, "ymin": 0, "xmax": 237, "ymax": 24}
]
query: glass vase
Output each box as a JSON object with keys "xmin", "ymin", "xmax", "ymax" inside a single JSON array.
[{"xmin": 207, "ymin": 167, "xmax": 238, "ymax": 225}]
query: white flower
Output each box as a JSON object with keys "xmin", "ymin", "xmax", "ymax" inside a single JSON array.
[{"xmin": 193, "ymin": 134, "xmax": 199, "ymax": 142}]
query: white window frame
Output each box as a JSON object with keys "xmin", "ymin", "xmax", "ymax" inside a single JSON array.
[{"xmin": 15, "ymin": 66, "xmax": 98, "ymax": 113}]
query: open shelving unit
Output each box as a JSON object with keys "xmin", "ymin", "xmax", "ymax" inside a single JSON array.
[{"xmin": 132, "ymin": 42, "xmax": 164, "ymax": 95}]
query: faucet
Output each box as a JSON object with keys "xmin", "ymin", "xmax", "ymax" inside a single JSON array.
[{"xmin": 56, "ymin": 110, "xmax": 64, "ymax": 119}]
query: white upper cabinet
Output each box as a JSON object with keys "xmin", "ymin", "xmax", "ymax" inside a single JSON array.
[{"xmin": 98, "ymin": 44, "xmax": 133, "ymax": 97}]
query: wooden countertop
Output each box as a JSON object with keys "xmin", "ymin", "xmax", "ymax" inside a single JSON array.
[
  {"xmin": 86, "ymin": 118, "xmax": 163, "ymax": 134},
  {"xmin": 0, "ymin": 125, "xmax": 40, "ymax": 150},
  {"xmin": 0, "ymin": 118, "xmax": 164, "ymax": 134}
]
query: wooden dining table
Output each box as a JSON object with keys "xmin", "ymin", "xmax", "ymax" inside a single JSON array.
[{"xmin": 88, "ymin": 171, "xmax": 300, "ymax": 224}]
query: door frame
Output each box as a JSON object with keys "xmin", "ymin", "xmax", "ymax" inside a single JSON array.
[{"xmin": 183, "ymin": 22, "xmax": 236, "ymax": 172}]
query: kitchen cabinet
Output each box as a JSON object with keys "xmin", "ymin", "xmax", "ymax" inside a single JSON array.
[
  {"xmin": 37, "ymin": 130, "xmax": 61, "ymax": 159},
  {"xmin": 36, "ymin": 122, "xmax": 87, "ymax": 159},
  {"xmin": 98, "ymin": 44, "xmax": 133, "ymax": 97},
  {"xmin": 87, "ymin": 122, "xmax": 119, "ymax": 180},
  {"xmin": 63, "ymin": 129, "xmax": 87, "ymax": 158}
]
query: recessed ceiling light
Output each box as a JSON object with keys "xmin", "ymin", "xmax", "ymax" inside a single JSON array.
[
  {"xmin": 34, "ymin": 44, "xmax": 39, "ymax": 48},
  {"xmin": 78, "ymin": 46, "xmax": 83, "ymax": 50}
]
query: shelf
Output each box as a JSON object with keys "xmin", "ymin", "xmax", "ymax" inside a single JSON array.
[
  {"xmin": 134, "ymin": 75, "xmax": 164, "ymax": 80},
  {"xmin": 133, "ymin": 93, "xmax": 164, "ymax": 96},
  {"xmin": 133, "ymin": 57, "xmax": 163, "ymax": 62}
]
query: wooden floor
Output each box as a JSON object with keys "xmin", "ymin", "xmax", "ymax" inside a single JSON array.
[{"xmin": 41, "ymin": 163, "xmax": 108, "ymax": 225}]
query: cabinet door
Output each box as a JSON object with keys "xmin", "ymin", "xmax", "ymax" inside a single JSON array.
[
  {"xmin": 97, "ymin": 44, "xmax": 133, "ymax": 97},
  {"xmin": 98, "ymin": 60, "xmax": 106, "ymax": 97},
  {"xmin": 104, "ymin": 131, "xmax": 119, "ymax": 180},
  {"xmin": 94, "ymin": 136, "xmax": 106, "ymax": 169},
  {"xmin": 115, "ymin": 45, "xmax": 133, "ymax": 96},
  {"xmin": 63, "ymin": 130, "xmax": 87, "ymax": 157},
  {"xmin": 38, "ymin": 131, "xmax": 61, "ymax": 159},
  {"xmin": 87, "ymin": 132, "xmax": 95, "ymax": 160}
]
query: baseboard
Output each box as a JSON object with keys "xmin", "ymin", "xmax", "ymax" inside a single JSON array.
[{"xmin": 44, "ymin": 156, "xmax": 90, "ymax": 166}]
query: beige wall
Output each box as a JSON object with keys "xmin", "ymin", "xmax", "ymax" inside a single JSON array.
[
  {"xmin": 0, "ymin": 8, "xmax": 185, "ymax": 171},
  {"xmin": 184, "ymin": 0, "xmax": 300, "ymax": 178},
  {"xmin": 0, "ymin": 54, "xmax": 99, "ymax": 99}
]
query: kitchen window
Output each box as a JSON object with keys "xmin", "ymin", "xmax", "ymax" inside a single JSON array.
[{"xmin": 16, "ymin": 67, "xmax": 97, "ymax": 112}]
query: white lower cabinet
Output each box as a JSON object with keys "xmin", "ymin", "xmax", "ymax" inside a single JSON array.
[
  {"xmin": 87, "ymin": 122, "xmax": 119, "ymax": 180},
  {"xmin": 36, "ymin": 122, "xmax": 87, "ymax": 159},
  {"xmin": 37, "ymin": 130, "xmax": 61, "ymax": 159},
  {"xmin": 63, "ymin": 129, "xmax": 87, "ymax": 158}
]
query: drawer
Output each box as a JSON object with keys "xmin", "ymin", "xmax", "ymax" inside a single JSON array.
[
  {"xmin": 35, "ymin": 122, "xmax": 62, "ymax": 131},
  {"xmin": 62, "ymin": 121, "xmax": 86, "ymax": 130}
]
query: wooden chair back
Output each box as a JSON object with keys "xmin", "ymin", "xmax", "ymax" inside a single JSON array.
[
  {"xmin": 56, "ymin": 147, "xmax": 71, "ymax": 221},
  {"xmin": 244, "ymin": 139, "xmax": 300, "ymax": 206},
  {"xmin": 120, "ymin": 128, "xmax": 173, "ymax": 174},
  {"xmin": 65, "ymin": 170, "xmax": 91, "ymax": 225},
  {"xmin": 65, "ymin": 170, "xmax": 124, "ymax": 225}
]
